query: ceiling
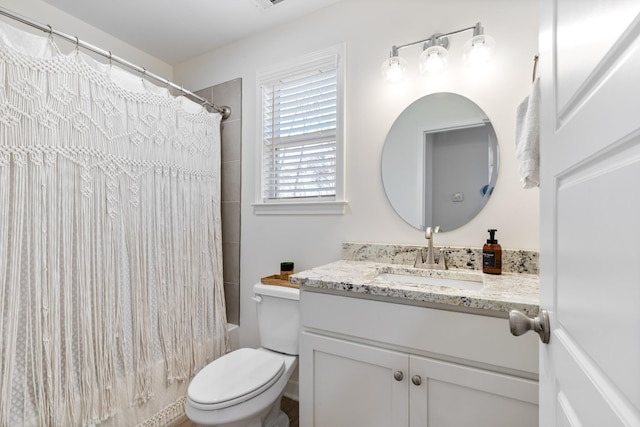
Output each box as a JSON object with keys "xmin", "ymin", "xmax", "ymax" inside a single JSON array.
[{"xmin": 43, "ymin": 0, "xmax": 342, "ymax": 64}]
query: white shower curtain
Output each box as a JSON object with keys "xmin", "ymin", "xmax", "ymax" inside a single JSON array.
[{"xmin": 0, "ymin": 20, "xmax": 228, "ymax": 426}]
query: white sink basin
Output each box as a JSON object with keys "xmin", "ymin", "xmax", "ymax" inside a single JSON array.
[{"xmin": 375, "ymin": 272, "xmax": 483, "ymax": 291}]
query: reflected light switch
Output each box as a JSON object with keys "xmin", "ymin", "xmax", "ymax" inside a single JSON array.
[{"xmin": 452, "ymin": 192, "xmax": 464, "ymax": 202}]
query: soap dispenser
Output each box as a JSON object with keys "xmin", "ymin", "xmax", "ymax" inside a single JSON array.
[{"xmin": 483, "ymin": 229, "xmax": 502, "ymax": 274}]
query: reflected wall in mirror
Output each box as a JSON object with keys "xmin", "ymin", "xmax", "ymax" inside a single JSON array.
[{"xmin": 382, "ymin": 93, "xmax": 499, "ymax": 232}]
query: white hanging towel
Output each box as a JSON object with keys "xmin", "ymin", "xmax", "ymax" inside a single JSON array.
[{"xmin": 515, "ymin": 77, "xmax": 541, "ymax": 188}]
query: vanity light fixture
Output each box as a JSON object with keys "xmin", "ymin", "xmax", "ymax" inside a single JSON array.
[
  {"xmin": 381, "ymin": 22, "xmax": 495, "ymax": 82},
  {"xmin": 419, "ymin": 34, "xmax": 449, "ymax": 75}
]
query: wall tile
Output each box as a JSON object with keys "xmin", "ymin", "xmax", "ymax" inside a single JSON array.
[
  {"xmin": 221, "ymin": 160, "xmax": 241, "ymax": 202},
  {"xmin": 221, "ymin": 201, "xmax": 241, "ymax": 244},
  {"xmin": 201, "ymin": 78, "xmax": 242, "ymax": 326},
  {"xmin": 193, "ymin": 87, "xmax": 213, "ymax": 103},
  {"xmin": 221, "ymin": 120, "xmax": 241, "ymax": 162},
  {"xmin": 224, "ymin": 282, "xmax": 240, "ymax": 325},
  {"xmin": 222, "ymin": 241, "xmax": 240, "ymax": 285},
  {"xmin": 211, "ymin": 78, "xmax": 242, "ymax": 119}
]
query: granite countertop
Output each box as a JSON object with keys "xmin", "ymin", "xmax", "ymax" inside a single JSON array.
[{"xmin": 290, "ymin": 260, "xmax": 540, "ymax": 316}]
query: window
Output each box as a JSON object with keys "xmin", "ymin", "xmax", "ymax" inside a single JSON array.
[{"xmin": 255, "ymin": 45, "xmax": 346, "ymax": 215}]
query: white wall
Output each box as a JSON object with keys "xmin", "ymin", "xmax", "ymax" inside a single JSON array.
[
  {"xmin": 0, "ymin": 0, "xmax": 172, "ymax": 77},
  {"xmin": 174, "ymin": 0, "xmax": 539, "ymax": 348}
]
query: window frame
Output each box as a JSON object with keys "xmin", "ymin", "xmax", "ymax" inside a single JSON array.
[{"xmin": 253, "ymin": 44, "xmax": 347, "ymax": 215}]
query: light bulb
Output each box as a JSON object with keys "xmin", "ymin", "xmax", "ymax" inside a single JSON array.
[
  {"xmin": 463, "ymin": 34, "xmax": 495, "ymax": 66},
  {"xmin": 380, "ymin": 56, "xmax": 408, "ymax": 83},
  {"xmin": 419, "ymin": 46, "xmax": 448, "ymax": 75}
]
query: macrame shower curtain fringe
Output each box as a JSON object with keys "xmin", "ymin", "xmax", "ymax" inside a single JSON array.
[{"xmin": 0, "ymin": 18, "xmax": 228, "ymax": 426}]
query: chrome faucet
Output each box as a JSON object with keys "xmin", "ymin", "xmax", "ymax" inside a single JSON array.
[{"xmin": 414, "ymin": 226, "xmax": 447, "ymax": 270}]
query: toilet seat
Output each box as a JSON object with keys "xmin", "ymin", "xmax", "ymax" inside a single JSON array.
[{"xmin": 187, "ymin": 348, "xmax": 285, "ymax": 410}]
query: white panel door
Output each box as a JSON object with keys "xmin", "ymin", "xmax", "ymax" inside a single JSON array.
[{"xmin": 539, "ymin": 1, "xmax": 640, "ymax": 425}]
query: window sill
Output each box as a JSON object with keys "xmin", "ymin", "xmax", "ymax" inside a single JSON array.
[{"xmin": 252, "ymin": 200, "xmax": 348, "ymax": 215}]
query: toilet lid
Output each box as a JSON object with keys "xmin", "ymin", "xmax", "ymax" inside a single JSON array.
[{"xmin": 188, "ymin": 348, "xmax": 285, "ymax": 408}]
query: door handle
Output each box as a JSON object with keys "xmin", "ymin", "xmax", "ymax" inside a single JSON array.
[{"xmin": 509, "ymin": 309, "xmax": 550, "ymax": 344}]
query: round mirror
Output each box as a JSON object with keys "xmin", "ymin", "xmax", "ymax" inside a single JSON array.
[{"xmin": 382, "ymin": 93, "xmax": 499, "ymax": 232}]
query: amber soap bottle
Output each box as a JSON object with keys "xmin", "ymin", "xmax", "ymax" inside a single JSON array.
[{"xmin": 482, "ymin": 229, "xmax": 502, "ymax": 274}]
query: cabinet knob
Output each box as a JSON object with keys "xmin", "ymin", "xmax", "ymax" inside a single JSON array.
[
  {"xmin": 411, "ymin": 375, "xmax": 422, "ymax": 386},
  {"xmin": 393, "ymin": 370, "xmax": 404, "ymax": 381}
]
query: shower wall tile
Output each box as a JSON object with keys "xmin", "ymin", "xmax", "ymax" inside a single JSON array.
[
  {"xmin": 221, "ymin": 160, "xmax": 241, "ymax": 202},
  {"xmin": 198, "ymin": 78, "xmax": 242, "ymax": 326},
  {"xmin": 224, "ymin": 282, "xmax": 240, "ymax": 325},
  {"xmin": 221, "ymin": 201, "xmax": 240, "ymax": 244},
  {"xmin": 221, "ymin": 120, "xmax": 241, "ymax": 162},
  {"xmin": 209, "ymin": 78, "xmax": 242, "ymax": 117},
  {"xmin": 193, "ymin": 87, "xmax": 213, "ymax": 103},
  {"xmin": 223, "ymin": 241, "xmax": 240, "ymax": 284}
]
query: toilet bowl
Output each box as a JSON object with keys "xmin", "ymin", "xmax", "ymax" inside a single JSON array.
[
  {"xmin": 186, "ymin": 348, "xmax": 297, "ymax": 427},
  {"xmin": 186, "ymin": 283, "xmax": 300, "ymax": 427}
]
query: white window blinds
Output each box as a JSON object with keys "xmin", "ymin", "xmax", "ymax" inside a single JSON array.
[{"xmin": 261, "ymin": 54, "xmax": 339, "ymax": 202}]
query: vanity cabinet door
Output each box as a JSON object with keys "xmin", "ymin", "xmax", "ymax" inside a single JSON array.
[
  {"xmin": 408, "ymin": 355, "xmax": 538, "ymax": 427},
  {"xmin": 300, "ymin": 332, "xmax": 409, "ymax": 427}
]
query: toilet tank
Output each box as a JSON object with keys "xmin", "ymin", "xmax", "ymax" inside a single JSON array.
[{"xmin": 253, "ymin": 283, "xmax": 300, "ymax": 355}]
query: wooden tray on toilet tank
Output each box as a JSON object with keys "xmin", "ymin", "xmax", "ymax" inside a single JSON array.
[{"xmin": 260, "ymin": 274, "xmax": 299, "ymax": 289}]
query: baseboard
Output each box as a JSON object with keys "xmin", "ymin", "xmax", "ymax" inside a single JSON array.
[{"xmin": 284, "ymin": 365, "xmax": 299, "ymax": 401}]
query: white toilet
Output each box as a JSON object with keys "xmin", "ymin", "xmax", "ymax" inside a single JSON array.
[{"xmin": 186, "ymin": 283, "xmax": 300, "ymax": 427}]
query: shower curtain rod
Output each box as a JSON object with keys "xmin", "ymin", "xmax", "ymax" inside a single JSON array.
[{"xmin": 0, "ymin": 6, "xmax": 231, "ymax": 120}]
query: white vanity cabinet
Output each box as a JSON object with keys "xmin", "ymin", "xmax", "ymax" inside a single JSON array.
[
  {"xmin": 408, "ymin": 355, "xmax": 538, "ymax": 426},
  {"xmin": 301, "ymin": 332, "xmax": 409, "ymax": 427},
  {"xmin": 299, "ymin": 290, "xmax": 539, "ymax": 427}
]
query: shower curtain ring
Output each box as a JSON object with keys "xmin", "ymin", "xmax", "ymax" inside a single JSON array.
[
  {"xmin": 46, "ymin": 25, "xmax": 53, "ymax": 43},
  {"xmin": 46, "ymin": 25, "xmax": 62, "ymax": 55},
  {"xmin": 74, "ymin": 36, "xmax": 79, "ymax": 55},
  {"xmin": 141, "ymin": 67, "xmax": 146, "ymax": 81}
]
